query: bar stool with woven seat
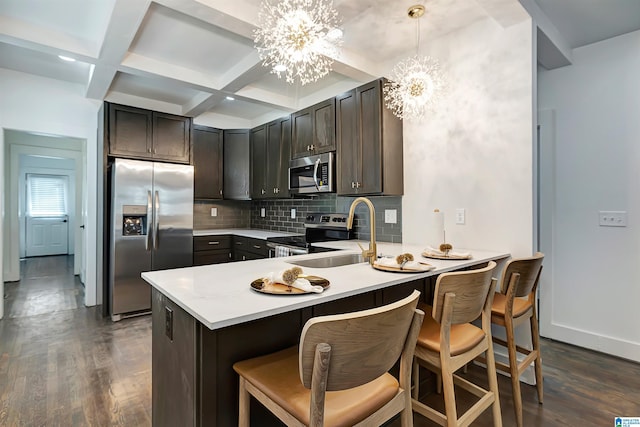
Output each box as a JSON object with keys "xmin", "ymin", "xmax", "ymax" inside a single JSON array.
[
  {"xmin": 233, "ymin": 290, "xmax": 424, "ymax": 427},
  {"xmin": 489, "ymin": 252, "xmax": 544, "ymax": 427},
  {"xmin": 411, "ymin": 261, "xmax": 502, "ymax": 427}
]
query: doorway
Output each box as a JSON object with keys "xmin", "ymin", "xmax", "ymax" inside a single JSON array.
[{"xmin": 2, "ymin": 130, "xmax": 87, "ymax": 317}]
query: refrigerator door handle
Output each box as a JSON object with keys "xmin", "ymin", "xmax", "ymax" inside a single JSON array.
[
  {"xmin": 154, "ymin": 190, "xmax": 160, "ymax": 250},
  {"xmin": 146, "ymin": 190, "xmax": 153, "ymax": 251}
]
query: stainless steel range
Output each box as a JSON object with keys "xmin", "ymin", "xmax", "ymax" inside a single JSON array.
[{"xmin": 266, "ymin": 213, "xmax": 354, "ymax": 257}]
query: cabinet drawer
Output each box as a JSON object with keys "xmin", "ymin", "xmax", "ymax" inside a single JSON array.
[
  {"xmin": 193, "ymin": 250, "xmax": 232, "ymax": 266},
  {"xmin": 233, "ymin": 236, "xmax": 268, "ymax": 259},
  {"xmin": 194, "ymin": 235, "xmax": 231, "ymax": 252}
]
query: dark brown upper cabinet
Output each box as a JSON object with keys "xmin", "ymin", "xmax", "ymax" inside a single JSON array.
[
  {"xmin": 193, "ymin": 125, "xmax": 223, "ymax": 200},
  {"xmin": 108, "ymin": 103, "xmax": 191, "ymax": 164},
  {"xmin": 223, "ymin": 129, "xmax": 251, "ymax": 200},
  {"xmin": 250, "ymin": 125, "xmax": 268, "ymax": 199},
  {"xmin": 251, "ymin": 116, "xmax": 291, "ymax": 199},
  {"xmin": 291, "ymin": 98, "xmax": 335, "ymax": 158},
  {"xmin": 336, "ymin": 79, "xmax": 403, "ymax": 196}
]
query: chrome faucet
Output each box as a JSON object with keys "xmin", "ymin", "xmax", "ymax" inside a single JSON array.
[{"xmin": 347, "ymin": 197, "xmax": 377, "ymax": 265}]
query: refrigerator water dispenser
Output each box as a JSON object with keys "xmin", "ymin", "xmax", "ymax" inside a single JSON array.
[{"xmin": 122, "ymin": 205, "xmax": 147, "ymax": 236}]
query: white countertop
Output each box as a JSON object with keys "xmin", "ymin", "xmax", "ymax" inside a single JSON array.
[
  {"xmin": 193, "ymin": 228, "xmax": 302, "ymax": 239},
  {"xmin": 142, "ymin": 241, "xmax": 510, "ymax": 330}
]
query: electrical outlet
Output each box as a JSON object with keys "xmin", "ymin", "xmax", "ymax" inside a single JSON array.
[
  {"xmin": 165, "ymin": 306, "xmax": 173, "ymax": 341},
  {"xmin": 599, "ymin": 211, "xmax": 627, "ymax": 227},
  {"xmin": 260, "ymin": 207, "xmax": 266, "ymax": 218},
  {"xmin": 291, "ymin": 208, "xmax": 296, "ymax": 219},
  {"xmin": 455, "ymin": 208, "xmax": 465, "ymax": 225},
  {"xmin": 210, "ymin": 207, "xmax": 217, "ymax": 217},
  {"xmin": 384, "ymin": 209, "xmax": 397, "ymax": 224}
]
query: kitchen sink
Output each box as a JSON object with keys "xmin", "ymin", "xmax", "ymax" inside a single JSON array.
[{"xmin": 286, "ymin": 253, "xmax": 366, "ymax": 268}]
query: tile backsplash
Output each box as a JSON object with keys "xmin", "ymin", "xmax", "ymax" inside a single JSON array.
[
  {"xmin": 194, "ymin": 200, "xmax": 251, "ymax": 229},
  {"xmin": 194, "ymin": 195, "xmax": 402, "ymax": 243}
]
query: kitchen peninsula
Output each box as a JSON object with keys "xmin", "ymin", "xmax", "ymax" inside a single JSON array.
[{"xmin": 142, "ymin": 242, "xmax": 509, "ymax": 426}]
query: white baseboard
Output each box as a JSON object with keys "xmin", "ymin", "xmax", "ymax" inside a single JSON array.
[{"xmin": 542, "ymin": 320, "xmax": 640, "ymax": 363}]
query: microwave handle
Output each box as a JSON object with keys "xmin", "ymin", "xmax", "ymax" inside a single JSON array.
[{"xmin": 313, "ymin": 157, "xmax": 321, "ymax": 190}]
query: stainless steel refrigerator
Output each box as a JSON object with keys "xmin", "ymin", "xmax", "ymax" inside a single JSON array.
[{"xmin": 109, "ymin": 158, "xmax": 193, "ymax": 321}]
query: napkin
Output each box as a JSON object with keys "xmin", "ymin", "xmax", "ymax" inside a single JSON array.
[
  {"xmin": 265, "ymin": 270, "xmax": 324, "ymax": 293},
  {"xmin": 374, "ymin": 257, "xmax": 425, "ymax": 271},
  {"xmin": 423, "ymin": 246, "xmax": 472, "ymax": 259}
]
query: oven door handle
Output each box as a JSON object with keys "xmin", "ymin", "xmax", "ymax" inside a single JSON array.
[{"xmin": 313, "ymin": 157, "xmax": 321, "ymax": 191}]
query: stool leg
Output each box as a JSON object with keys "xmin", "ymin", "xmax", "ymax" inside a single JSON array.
[
  {"xmin": 485, "ymin": 340, "xmax": 503, "ymax": 427},
  {"xmin": 238, "ymin": 377, "xmax": 250, "ymax": 427},
  {"xmin": 531, "ymin": 311, "xmax": 544, "ymax": 404},
  {"xmin": 505, "ymin": 319, "xmax": 523, "ymax": 427},
  {"xmin": 412, "ymin": 359, "xmax": 420, "ymax": 400},
  {"xmin": 440, "ymin": 361, "xmax": 457, "ymax": 427}
]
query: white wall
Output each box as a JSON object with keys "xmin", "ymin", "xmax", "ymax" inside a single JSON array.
[
  {"xmin": 403, "ymin": 17, "xmax": 534, "ymax": 258},
  {"xmin": 0, "ymin": 68, "xmax": 101, "ymax": 318},
  {"xmin": 538, "ymin": 30, "xmax": 640, "ymax": 361}
]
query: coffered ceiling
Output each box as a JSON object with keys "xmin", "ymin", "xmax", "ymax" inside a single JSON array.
[{"xmin": 1, "ymin": 0, "xmax": 639, "ymax": 127}]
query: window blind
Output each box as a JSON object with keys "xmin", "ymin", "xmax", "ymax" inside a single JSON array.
[{"xmin": 27, "ymin": 174, "xmax": 68, "ymax": 217}]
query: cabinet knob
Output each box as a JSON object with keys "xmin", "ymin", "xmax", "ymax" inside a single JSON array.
[
  {"xmin": 147, "ymin": 148, "xmax": 152, "ymax": 153},
  {"xmin": 261, "ymin": 189, "xmax": 266, "ymax": 195},
  {"xmin": 219, "ymin": 190, "xmax": 223, "ymax": 195},
  {"xmin": 351, "ymin": 182, "xmax": 356, "ymax": 189},
  {"xmin": 356, "ymin": 182, "xmax": 362, "ymax": 188}
]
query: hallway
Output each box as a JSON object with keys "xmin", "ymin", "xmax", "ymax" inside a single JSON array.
[{"xmin": 0, "ymin": 256, "xmax": 151, "ymax": 426}]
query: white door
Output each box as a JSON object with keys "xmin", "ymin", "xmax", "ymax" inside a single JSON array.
[{"xmin": 25, "ymin": 216, "xmax": 69, "ymax": 256}]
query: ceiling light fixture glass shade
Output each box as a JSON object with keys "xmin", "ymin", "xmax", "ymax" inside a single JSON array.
[
  {"xmin": 383, "ymin": 55, "xmax": 446, "ymax": 121},
  {"xmin": 254, "ymin": 0, "xmax": 343, "ymax": 85},
  {"xmin": 383, "ymin": 5, "xmax": 447, "ymax": 121}
]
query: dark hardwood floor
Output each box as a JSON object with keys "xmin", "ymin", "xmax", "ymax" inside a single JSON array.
[{"xmin": 1, "ymin": 256, "xmax": 638, "ymax": 426}]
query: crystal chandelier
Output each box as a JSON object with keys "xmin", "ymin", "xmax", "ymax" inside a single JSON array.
[
  {"xmin": 254, "ymin": 0, "xmax": 343, "ymax": 86},
  {"xmin": 383, "ymin": 5, "xmax": 446, "ymax": 121}
]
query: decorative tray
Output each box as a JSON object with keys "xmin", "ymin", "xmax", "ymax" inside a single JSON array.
[
  {"xmin": 250, "ymin": 275, "xmax": 330, "ymax": 295},
  {"xmin": 372, "ymin": 263, "xmax": 435, "ymax": 274},
  {"xmin": 421, "ymin": 251, "xmax": 472, "ymax": 260}
]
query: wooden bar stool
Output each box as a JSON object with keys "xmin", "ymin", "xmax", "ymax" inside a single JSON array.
[
  {"xmin": 412, "ymin": 261, "xmax": 502, "ymax": 427},
  {"xmin": 489, "ymin": 252, "xmax": 544, "ymax": 427},
  {"xmin": 233, "ymin": 290, "xmax": 424, "ymax": 427}
]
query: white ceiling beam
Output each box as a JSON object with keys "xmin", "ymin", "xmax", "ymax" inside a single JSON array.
[
  {"xmin": 106, "ymin": 91, "xmax": 183, "ymax": 115},
  {"xmin": 182, "ymin": 92, "xmax": 225, "ymax": 117},
  {"xmin": 0, "ymin": 15, "xmax": 95, "ymax": 61},
  {"xmin": 154, "ymin": 0, "xmax": 256, "ymax": 39},
  {"xmin": 86, "ymin": 0, "xmax": 152, "ymax": 99}
]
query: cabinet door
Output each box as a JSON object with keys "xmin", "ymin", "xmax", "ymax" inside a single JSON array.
[
  {"xmin": 193, "ymin": 126, "xmax": 223, "ymax": 199},
  {"xmin": 278, "ymin": 116, "xmax": 291, "ymax": 197},
  {"xmin": 357, "ymin": 81, "xmax": 383, "ymax": 194},
  {"xmin": 193, "ymin": 250, "xmax": 232, "ymax": 266},
  {"xmin": 291, "ymin": 108, "xmax": 312, "ymax": 158},
  {"xmin": 336, "ymin": 90, "xmax": 360, "ymax": 195},
  {"xmin": 312, "ymin": 98, "xmax": 336, "ymax": 154},
  {"xmin": 223, "ymin": 129, "xmax": 251, "ymax": 200},
  {"xmin": 266, "ymin": 116, "xmax": 291, "ymax": 198},
  {"xmin": 152, "ymin": 112, "xmax": 191, "ymax": 163},
  {"xmin": 108, "ymin": 104, "xmax": 152, "ymax": 158},
  {"xmin": 250, "ymin": 125, "xmax": 267, "ymax": 198}
]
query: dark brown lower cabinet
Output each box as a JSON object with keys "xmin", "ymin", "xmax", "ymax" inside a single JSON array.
[
  {"xmin": 193, "ymin": 235, "xmax": 232, "ymax": 265},
  {"xmin": 151, "ymin": 279, "xmax": 430, "ymax": 426}
]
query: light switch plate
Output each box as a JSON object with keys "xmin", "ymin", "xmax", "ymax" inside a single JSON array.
[
  {"xmin": 598, "ymin": 211, "xmax": 627, "ymax": 227},
  {"xmin": 384, "ymin": 209, "xmax": 397, "ymax": 224},
  {"xmin": 455, "ymin": 208, "xmax": 465, "ymax": 225},
  {"xmin": 260, "ymin": 207, "xmax": 266, "ymax": 218},
  {"xmin": 210, "ymin": 207, "xmax": 217, "ymax": 217},
  {"xmin": 291, "ymin": 208, "xmax": 296, "ymax": 219}
]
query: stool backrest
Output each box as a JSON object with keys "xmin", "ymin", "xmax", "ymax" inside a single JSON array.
[
  {"xmin": 299, "ymin": 290, "xmax": 421, "ymax": 391},
  {"xmin": 500, "ymin": 252, "xmax": 544, "ymax": 297},
  {"xmin": 432, "ymin": 261, "xmax": 497, "ymax": 325}
]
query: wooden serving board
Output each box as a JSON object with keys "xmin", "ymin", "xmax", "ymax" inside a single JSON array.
[
  {"xmin": 372, "ymin": 263, "xmax": 435, "ymax": 273},
  {"xmin": 421, "ymin": 251, "xmax": 472, "ymax": 260},
  {"xmin": 250, "ymin": 275, "xmax": 330, "ymax": 295}
]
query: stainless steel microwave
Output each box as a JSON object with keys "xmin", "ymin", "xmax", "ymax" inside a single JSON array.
[{"xmin": 288, "ymin": 152, "xmax": 335, "ymax": 194}]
